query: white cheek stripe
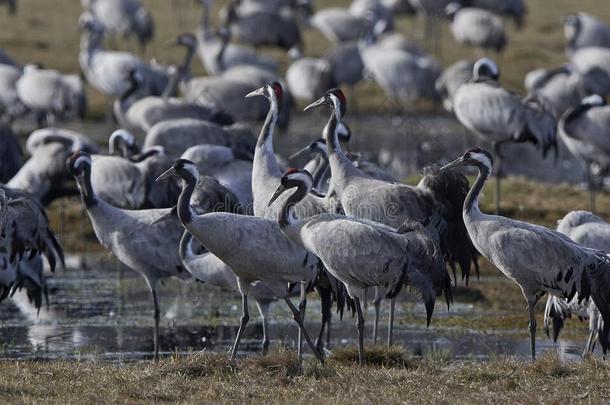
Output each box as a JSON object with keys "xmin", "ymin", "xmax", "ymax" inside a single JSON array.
[
  {"xmin": 290, "ymin": 172, "xmax": 313, "ymax": 189},
  {"xmin": 470, "ymin": 152, "xmax": 492, "ymax": 171},
  {"xmin": 184, "ymin": 163, "xmax": 200, "ymax": 179}
]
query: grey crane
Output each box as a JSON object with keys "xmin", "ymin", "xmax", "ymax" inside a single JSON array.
[
  {"xmin": 8, "ymin": 143, "xmax": 73, "ymax": 205},
  {"xmin": 524, "ymin": 65, "xmax": 588, "ymax": 119},
  {"xmin": 88, "ymin": 132, "xmax": 179, "ymax": 209},
  {"xmin": 222, "ymin": 0, "xmax": 303, "ymax": 53},
  {"xmin": 172, "ymin": 34, "xmax": 292, "ymax": 128},
  {"xmin": 108, "ymin": 128, "xmax": 139, "ymax": 158},
  {"xmin": 445, "ymin": 3, "xmax": 507, "ymax": 53},
  {"xmin": 268, "ymin": 168, "xmax": 451, "ymax": 365},
  {"xmin": 435, "ymin": 59, "xmax": 473, "ymax": 112},
  {"xmin": 16, "ymin": 65, "xmax": 86, "ymax": 126},
  {"xmin": 569, "ymin": 47, "xmax": 610, "ymax": 97},
  {"xmin": 143, "ymin": 118, "xmax": 255, "ymax": 159},
  {"xmin": 246, "ymin": 82, "xmax": 343, "ymax": 353},
  {"xmin": 310, "ymin": 7, "xmax": 384, "ymax": 44},
  {"xmin": 286, "ymin": 57, "xmax": 333, "ymax": 102},
  {"xmin": 558, "ymin": 95, "xmax": 610, "ymax": 212},
  {"xmin": 66, "ymin": 151, "xmax": 192, "ymax": 359},
  {"xmin": 466, "ymin": 0, "xmax": 525, "ymax": 28},
  {"xmin": 81, "ymin": 0, "xmax": 154, "ymax": 49},
  {"xmin": 323, "ymin": 40, "xmax": 364, "ymax": 106},
  {"xmin": 0, "ymin": 186, "xmax": 65, "ymax": 311},
  {"xmin": 179, "ymin": 231, "xmax": 278, "ymax": 353},
  {"xmin": 564, "ymin": 12, "xmax": 610, "ymax": 55},
  {"xmin": 304, "ymin": 88, "xmax": 478, "ymax": 343},
  {"xmin": 114, "ymin": 68, "xmax": 234, "ymax": 134},
  {"xmin": 0, "ymin": 125, "xmax": 22, "ymax": 183},
  {"xmin": 0, "ymin": 63, "xmax": 26, "ymax": 122},
  {"xmin": 544, "ymin": 210, "xmax": 607, "ymax": 357},
  {"xmin": 79, "ymin": 12, "xmax": 168, "ymax": 98},
  {"xmin": 442, "ymin": 148, "xmax": 610, "ymax": 359},
  {"xmin": 453, "ymin": 58, "xmax": 557, "ymax": 213},
  {"xmin": 196, "ymin": 0, "xmax": 278, "ymax": 75},
  {"xmin": 182, "ymin": 144, "xmax": 253, "ymax": 211},
  {"xmin": 156, "ymin": 158, "xmax": 325, "ymax": 363},
  {"xmin": 360, "ymin": 41, "xmax": 441, "ymax": 104},
  {"xmin": 25, "ymin": 127, "xmax": 99, "ymax": 156}
]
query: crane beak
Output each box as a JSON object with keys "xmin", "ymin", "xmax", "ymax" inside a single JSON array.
[
  {"xmin": 245, "ymin": 87, "xmax": 265, "ymax": 98},
  {"xmin": 267, "ymin": 184, "xmax": 286, "ymax": 207},
  {"xmin": 303, "ymin": 96, "xmax": 327, "ymax": 112},
  {"xmin": 156, "ymin": 167, "xmax": 177, "ymax": 182},
  {"xmin": 289, "ymin": 145, "xmax": 311, "ymax": 161},
  {"xmin": 440, "ymin": 157, "xmax": 465, "ymax": 171}
]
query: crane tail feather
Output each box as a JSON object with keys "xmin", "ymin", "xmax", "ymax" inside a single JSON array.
[{"xmin": 587, "ymin": 254, "xmax": 610, "ymax": 355}]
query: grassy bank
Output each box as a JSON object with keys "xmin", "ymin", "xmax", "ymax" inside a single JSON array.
[{"xmin": 0, "ymin": 349, "xmax": 607, "ymax": 403}]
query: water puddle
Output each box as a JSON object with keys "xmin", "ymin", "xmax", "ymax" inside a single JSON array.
[{"xmin": 0, "ymin": 255, "xmax": 596, "ymax": 363}]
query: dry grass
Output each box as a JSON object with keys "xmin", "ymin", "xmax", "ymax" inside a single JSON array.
[
  {"xmin": 1, "ymin": 0, "xmax": 610, "ymax": 116},
  {"xmin": 0, "ymin": 350, "xmax": 607, "ymax": 403}
]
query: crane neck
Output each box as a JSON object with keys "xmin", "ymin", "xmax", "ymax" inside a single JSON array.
[
  {"xmin": 178, "ymin": 45, "xmax": 196, "ymax": 85},
  {"xmin": 162, "ymin": 69, "xmax": 180, "ymax": 99},
  {"xmin": 179, "ymin": 230, "xmax": 194, "ymax": 263},
  {"xmin": 278, "ymin": 183, "xmax": 309, "ymax": 228},
  {"xmin": 311, "ymin": 154, "xmax": 329, "ymax": 189},
  {"xmin": 177, "ymin": 174, "xmax": 197, "ymax": 225},
  {"xmin": 216, "ymin": 35, "xmax": 227, "ymax": 72},
  {"xmin": 76, "ymin": 165, "xmax": 97, "ymax": 208},
  {"xmin": 256, "ymin": 98, "xmax": 279, "ymax": 148},
  {"xmin": 464, "ymin": 165, "xmax": 490, "ymax": 215},
  {"xmin": 323, "ymin": 110, "xmax": 342, "ymax": 156}
]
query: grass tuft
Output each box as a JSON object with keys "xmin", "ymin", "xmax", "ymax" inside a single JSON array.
[{"xmin": 330, "ymin": 345, "xmax": 414, "ymax": 368}]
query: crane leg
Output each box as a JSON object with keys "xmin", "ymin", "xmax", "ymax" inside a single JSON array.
[
  {"xmin": 387, "ymin": 297, "xmax": 395, "ymax": 347},
  {"xmin": 297, "ymin": 282, "xmax": 307, "ymax": 361},
  {"xmin": 283, "ymin": 296, "xmax": 325, "ymax": 364},
  {"xmin": 354, "ymin": 297, "xmax": 365, "ymax": 366},
  {"xmin": 527, "ymin": 299, "xmax": 537, "ymax": 361},
  {"xmin": 372, "ymin": 288, "xmax": 382, "ymax": 344},
  {"xmin": 255, "ymin": 301, "xmax": 270, "ymax": 355},
  {"xmin": 149, "ymin": 286, "xmax": 160, "ymax": 361},
  {"xmin": 326, "ymin": 314, "xmax": 332, "ymax": 346},
  {"xmin": 315, "ymin": 284, "xmax": 332, "ymax": 353},
  {"xmin": 230, "ymin": 294, "xmax": 250, "ymax": 360}
]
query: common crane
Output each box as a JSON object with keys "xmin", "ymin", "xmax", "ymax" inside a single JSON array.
[
  {"xmin": 81, "ymin": 0, "xmax": 154, "ymax": 49},
  {"xmin": 445, "ymin": 3, "xmax": 507, "ymax": 53},
  {"xmin": 16, "ymin": 65, "xmax": 86, "ymax": 126},
  {"xmin": 441, "ymin": 147, "xmax": 610, "ymax": 359},
  {"xmin": 156, "ymin": 159, "xmax": 325, "ymax": 364},
  {"xmin": 435, "ymin": 59, "xmax": 473, "ymax": 112},
  {"xmin": 467, "ymin": 0, "xmax": 525, "ymax": 28},
  {"xmin": 524, "ymin": 65, "xmax": 587, "ymax": 119},
  {"xmin": 544, "ymin": 210, "xmax": 607, "ymax": 357},
  {"xmin": 453, "ymin": 58, "xmax": 557, "ymax": 213},
  {"xmin": 268, "ymin": 168, "xmax": 451, "ymax": 365},
  {"xmin": 79, "ymin": 12, "xmax": 168, "ymax": 98},
  {"xmin": 222, "ymin": 0, "xmax": 303, "ymax": 54},
  {"xmin": 558, "ymin": 94, "xmax": 610, "ymax": 212},
  {"xmin": 564, "ymin": 13, "xmax": 610, "ymax": 55},
  {"xmin": 304, "ymin": 88, "xmax": 478, "ymax": 343},
  {"xmin": 196, "ymin": 0, "xmax": 277, "ymax": 75},
  {"xmin": 114, "ymin": 68, "xmax": 234, "ymax": 134}
]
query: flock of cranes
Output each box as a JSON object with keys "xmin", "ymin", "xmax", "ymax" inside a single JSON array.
[{"xmin": 1, "ymin": 0, "xmax": 610, "ymax": 365}]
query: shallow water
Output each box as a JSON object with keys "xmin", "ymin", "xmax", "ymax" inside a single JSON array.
[{"xmin": 0, "ymin": 255, "xmax": 596, "ymax": 363}]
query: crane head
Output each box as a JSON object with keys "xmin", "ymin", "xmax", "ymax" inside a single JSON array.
[
  {"xmin": 245, "ymin": 82, "xmax": 284, "ymax": 109},
  {"xmin": 156, "ymin": 159, "xmax": 200, "ymax": 183},
  {"xmin": 580, "ymin": 94, "xmax": 606, "ymax": 107},
  {"xmin": 444, "ymin": 2, "xmax": 462, "ymax": 20},
  {"xmin": 441, "ymin": 148, "xmax": 494, "ymax": 173},
  {"xmin": 175, "ymin": 33, "xmax": 197, "ymax": 49},
  {"xmin": 473, "ymin": 58, "xmax": 500, "ymax": 82},
  {"xmin": 303, "ymin": 88, "xmax": 347, "ymax": 118},
  {"xmin": 563, "ymin": 14, "xmax": 581, "ymax": 44},
  {"xmin": 268, "ymin": 168, "xmax": 314, "ymax": 207},
  {"xmin": 66, "ymin": 151, "xmax": 92, "ymax": 177}
]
